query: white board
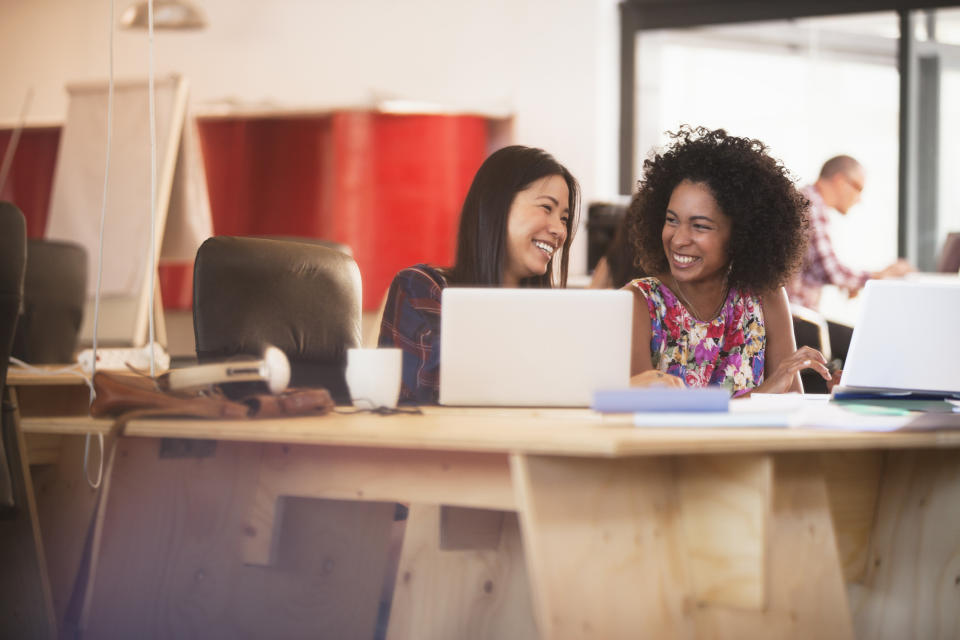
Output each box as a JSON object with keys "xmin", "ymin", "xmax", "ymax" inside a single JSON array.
[{"xmin": 45, "ymin": 75, "xmax": 212, "ymax": 346}]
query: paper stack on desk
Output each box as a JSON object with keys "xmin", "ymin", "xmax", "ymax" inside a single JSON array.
[
  {"xmin": 596, "ymin": 389, "xmax": 956, "ymax": 431},
  {"xmin": 596, "ymin": 390, "xmax": 795, "ymax": 428},
  {"xmin": 630, "ymin": 393, "xmax": 798, "ymax": 428},
  {"xmin": 797, "ymin": 396, "xmax": 914, "ymax": 432},
  {"xmin": 630, "ymin": 394, "xmax": 930, "ymax": 431}
]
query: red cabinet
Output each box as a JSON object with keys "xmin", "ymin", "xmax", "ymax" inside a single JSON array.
[
  {"xmin": 0, "ymin": 127, "xmax": 61, "ymax": 238},
  {"xmin": 2, "ymin": 111, "xmax": 501, "ymax": 311},
  {"xmin": 196, "ymin": 110, "xmax": 495, "ymax": 309}
]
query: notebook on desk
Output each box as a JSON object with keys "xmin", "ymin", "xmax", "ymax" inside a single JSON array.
[
  {"xmin": 439, "ymin": 288, "xmax": 633, "ymax": 407},
  {"xmin": 833, "ymin": 279, "xmax": 960, "ymax": 400}
]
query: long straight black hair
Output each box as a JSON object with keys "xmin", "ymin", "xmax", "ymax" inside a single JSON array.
[{"xmin": 446, "ymin": 145, "xmax": 579, "ymax": 288}]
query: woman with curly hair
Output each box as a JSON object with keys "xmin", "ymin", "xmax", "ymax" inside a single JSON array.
[{"xmin": 626, "ymin": 126, "xmax": 830, "ymax": 395}]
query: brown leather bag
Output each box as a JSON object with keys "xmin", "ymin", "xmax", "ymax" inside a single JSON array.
[{"xmin": 90, "ymin": 371, "xmax": 334, "ymax": 423}]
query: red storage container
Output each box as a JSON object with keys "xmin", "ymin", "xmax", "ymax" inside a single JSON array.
[{"xmin": 3, "ymin": 110, "xmax": 499, "ymax": 312}]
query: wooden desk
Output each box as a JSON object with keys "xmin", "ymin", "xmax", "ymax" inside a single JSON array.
[
  {"xmin": 5, "ymin": 368, "xmax": 111, "ymax": 639},
  {"xmin": 68, "ymin": 408, "xmax": 960, "ymax": 639}
]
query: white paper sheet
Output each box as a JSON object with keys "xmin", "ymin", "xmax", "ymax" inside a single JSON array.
[{"xmin": 632, "ymin": 393, "xmax": 914, "ymax": 431}]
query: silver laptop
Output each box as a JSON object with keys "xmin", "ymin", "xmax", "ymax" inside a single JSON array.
[
  {"xmin": 439, "ymin": 288, "xmax": 633, "ymax": 406},
  {"xmin": 835, "ymin": 279, "xmax": 960, "ymax": 397}
]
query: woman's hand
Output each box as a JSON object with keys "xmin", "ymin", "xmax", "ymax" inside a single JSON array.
[
  {"xmin": 757, "ymin": 345, "xmax": 830, "ymax": 394},
  {"xmin": 630, "ymin": 370, "xmax": 686, "ymax": 389},
  {"xmin": 827, "ymin": 368, "xmax": 843, "ymax": 392}
]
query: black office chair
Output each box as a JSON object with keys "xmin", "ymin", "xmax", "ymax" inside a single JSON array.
[
  {"xmin": 11, "ymin": 239, "xmax": 87, "ymax": 364},
  {"xmin": 0, "ymin": 202, "xmax": 27, "ymax": 512},
  {"xmin": 254, "ymin": 235, "xmax": 353, "ymax": 258},
  {"xmin": 190, "ymin": 235, "xmax": 394, "ymax": 638},
  {"xmin": 192, "ymin": 236, "xmax": 362, "ymax": 403},
  {"xmin": 0, "ymin": 201, "xmax": 56, "ymax": 640}
]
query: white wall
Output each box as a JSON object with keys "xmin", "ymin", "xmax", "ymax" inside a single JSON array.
[{"xmin": 0, "ymin": 0, "xmax": 622, "ymax": 275}]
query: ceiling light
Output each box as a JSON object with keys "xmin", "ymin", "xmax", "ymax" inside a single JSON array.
[{"xmin": 120, "ymin": 1, "xmax": 207, "ymax": 30}]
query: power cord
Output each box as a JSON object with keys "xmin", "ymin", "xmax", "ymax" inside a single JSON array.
[
  {"xmin": 146, "ymin": 0, "xmax": 158, "ymax": 379},
  {"xmin": 83, "ymin": 0, "xmax": 159, "ymax": 489},
  {"xmin": 83, "ymin": 0, "xmax": 118, "ymax": 491},
  {"xmin": 7, "ymin": 357, "xmax": 103, "ymax": 489}
]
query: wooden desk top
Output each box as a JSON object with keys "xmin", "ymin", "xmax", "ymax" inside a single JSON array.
[
  {"xmin": 12, "ymin": 370, "xmax": 960, "ymax": 457},
  {"xmin": 6, "ymin": 367, "xmax": 160, "ymax": 386},
  {"xmin": 20, "ymin": 417, "xmax": 115, "ymax": 436},
  {"xmin": 7, "ymin": 367, "xmax": 91, "ymax": 386},
  {"xmin": 118, "ymin": 407, "xmax": 960, "ymax": 458}
]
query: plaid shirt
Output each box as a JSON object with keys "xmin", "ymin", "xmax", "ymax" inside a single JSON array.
[
  {"xmin": 378, "ymin": 264, "xmax": 447, "ymax": 404},
  {"xmin": 786, "ymin": 185, "xmax": 870, "ymax": 310}
]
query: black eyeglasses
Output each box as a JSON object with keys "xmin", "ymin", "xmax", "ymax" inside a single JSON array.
[{"xmin": 839, "ymin": 173, "xmax": 864, "ymax": 193}]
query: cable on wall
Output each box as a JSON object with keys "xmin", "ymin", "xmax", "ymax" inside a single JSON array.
[
  {"xmin": 84, "ymin": 0, "xmax": 119, "ymax": 490},
  {"xmin": 147, "ymin": 0, "xmax": 158, "ymax": 378}
]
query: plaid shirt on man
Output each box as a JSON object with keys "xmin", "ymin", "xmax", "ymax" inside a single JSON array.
[
  {"xmin": 786, "ymin": 185, "xmax": 870, "ymax": 310},
  {"xmin": 377, "ymin": 264, "xmax": 447, "ymax": 404}
]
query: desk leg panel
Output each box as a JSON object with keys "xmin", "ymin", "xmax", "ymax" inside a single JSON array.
[
  {"xmin": 853, "ymin": 449, "xmax": 960, "ymax": 639},
  {"xmin": 30, "ymin": 433, "xmax": 110, "ymax": 631},
  {"xmin": 242, "ymin": 444, "xmax": 515, "ymax": 566},
  {"xmin": 820, "ymin": 451, "xmax": 885, "ymax": 584},
  {"xmin": 0, "ymin": 389, "xmax": 57, "ymax": 639},
  {"xmin": 386, "ymin": 504, "xmax": 537, "ymax": 640},
  {"xmin": 511, "ymin": 453, "xmax": 691, "ymax": 639},
  {"xmin": 82, "ymin": 437, "xmax": 395, "ymax": 640},
  {"xmin": 511, "ymin": 452, "xmax": 853, "ymax": 640}
]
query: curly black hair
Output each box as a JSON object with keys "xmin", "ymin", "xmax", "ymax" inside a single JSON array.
[{"xmin": 626, "ymin": 126, "xmax": 809, "ymax": 293}]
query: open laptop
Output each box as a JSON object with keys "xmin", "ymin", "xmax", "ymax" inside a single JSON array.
[
  {"xmin": 439, "ymin": 288, "xmax": 633, "ymax": 406},
  {"xmin": 833, "ymin": 279, "xmax": 960, "ymax": 399}
]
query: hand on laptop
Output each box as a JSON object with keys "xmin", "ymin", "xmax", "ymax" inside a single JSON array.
[
  {"xmin": 757, "ymin": 345, "xmax": 831, "ymax": 394},
  {"xmin": 827, "ymin": 369, "xmax": 843, "ymax": 392},
  {"xmin": 872, "ymin": 258, "xmax": 914, "ymax": 280},
  {"xmin": 845, "ymin": 259, "xmax": 915, "ymax": 299},
  {"xmin": 631, "ymin": 370, "xmax": 686, "ymax": 389}
]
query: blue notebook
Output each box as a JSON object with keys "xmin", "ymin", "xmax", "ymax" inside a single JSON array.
[{"xmin": 592, "ymin": 388, "xmax": 730, "ymax": 413}]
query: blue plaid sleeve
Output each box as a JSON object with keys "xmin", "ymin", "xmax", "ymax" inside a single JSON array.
[{"xmin": 377, "ymin": 265, "xmax": 446, "ymax": 404}]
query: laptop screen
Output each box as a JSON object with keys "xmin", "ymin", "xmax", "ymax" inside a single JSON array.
[
  {"xmin": 839, "ymin": 279, "xmax": 960, "ymax": 394},
  {"xmin": 439, "ymin": 288, "xmax": 633, "ymax": 406}
]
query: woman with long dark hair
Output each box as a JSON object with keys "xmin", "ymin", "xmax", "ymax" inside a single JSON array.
[{"xmin": 378, "ymin": 145, "xmax": 579, "ymax": 404}]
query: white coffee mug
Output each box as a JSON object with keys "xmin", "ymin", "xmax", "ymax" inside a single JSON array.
[{"xmin": 345, "ymin": 348, "xmax": 403, "ymax": 409}]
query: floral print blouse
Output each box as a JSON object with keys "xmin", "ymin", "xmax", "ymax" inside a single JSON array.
[{"xmin": 629, "ymin": 277, "xmax": 765, "ymax": 397}]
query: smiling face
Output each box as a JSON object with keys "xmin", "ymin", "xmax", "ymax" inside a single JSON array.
[
  {"xmin": 661, "ymin": 180, "xmax": 732, "ymax": 286},
  {"xmin": 502, "ymin": 174, "xmax": 570, "ymax": 286}
]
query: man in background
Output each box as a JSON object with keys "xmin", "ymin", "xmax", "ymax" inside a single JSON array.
[
  {"xmin": 788, "ymin": 155, "xmax": 912, "ymax": 310},
  {"xmin": 787, "ymin": 155, "xmax": 913, "ymax": 389}
]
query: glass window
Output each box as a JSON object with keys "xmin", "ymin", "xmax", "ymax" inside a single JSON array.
[
  {"xmin": 940, "ymin": 68, "xmax": 960, "ymax": 265},
  {"xmin": 931, "ymin": 8, "xmax": 960, "ymax": 46},
  {"xmin": 635, "ymin": 13, "xmax": 901, "ymax": 325}
]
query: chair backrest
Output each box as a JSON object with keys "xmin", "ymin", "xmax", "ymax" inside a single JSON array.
[
  {"xmin": 790, "ymin": 303, "xmax": 832, "ymax": 394},
  {"xmin": 252, "ymin": 235, "xmax": 353, "ymax": 257},
  {"xmin": 11, "ymin": 239, "xmax": 87, "ymax": 364},
  {"xmin": 937, "ymin": 232, "xmax": 960, "ymax": 274},
  {"xmin": 192, "ymin": 236, "xmax": 362, "ymax": 402},
  {"xmin": 1, "ymin": 202, "xmax": 27, "ymax": 510},
  {"xmin": 0, "ymin": 202, "xmax": 27, "ymax": 395}
]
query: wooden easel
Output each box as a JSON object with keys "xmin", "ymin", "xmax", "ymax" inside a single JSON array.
[{"xmin": 44, "ymin": 75, "xmax": 210, "ymax": 348}]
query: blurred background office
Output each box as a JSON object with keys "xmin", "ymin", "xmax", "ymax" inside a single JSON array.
[
  {"xmin": 625, "ymin": 7, "xmax": 960, "ymax": 325},
  {"xmin": 1, "ymin": 0, "xmax": 959, "ymax": 351}
]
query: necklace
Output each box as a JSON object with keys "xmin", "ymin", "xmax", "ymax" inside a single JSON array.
[{"xmin": 671, "ymin": 274, "xmax": 729, "ymax": 322}]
